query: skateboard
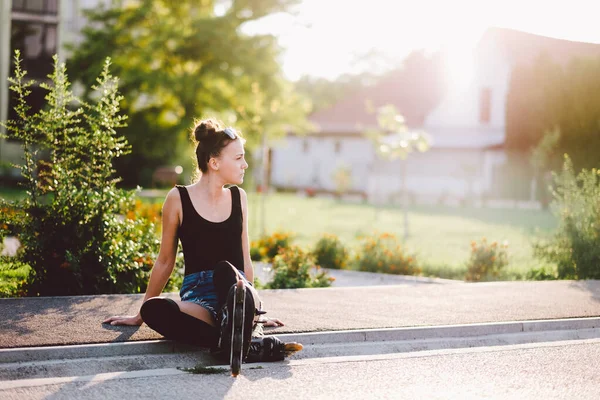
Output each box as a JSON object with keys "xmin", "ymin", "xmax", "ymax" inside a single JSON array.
[
  {"xmin": 229, "ymin": 281, "xmax": 303, "ymax": 376},
  {"xmin": 230, "ymin": 280, "xmax": 246, "ymax": 376}
]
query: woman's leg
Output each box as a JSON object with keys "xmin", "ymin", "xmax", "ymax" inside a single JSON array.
[
  {"xmin": 140, "ymin": 296, "xmax": 219, "ymax": 347},
  {"xmin": 173, "ymin": 299, "xmax": 217, "ymax": 326},
  {"xmin": 213, "ymin": 260, "xmax": 261, "ymax": 312}
]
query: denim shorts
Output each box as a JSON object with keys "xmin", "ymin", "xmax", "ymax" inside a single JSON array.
[{"xmin": 179, "ymin": 269, "xmax": 247, "ymax": 321}]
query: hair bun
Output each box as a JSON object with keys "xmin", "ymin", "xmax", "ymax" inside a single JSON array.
[{"xmin": 193, "ymin": 119, "xmax": 220, "ymax": 142}]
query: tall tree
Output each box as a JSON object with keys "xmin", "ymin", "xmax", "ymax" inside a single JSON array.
[
  {"xmin": 67, "ymin": 0, "xmax": 310, "ymax": 186},
  {"xmin": 506, "ymin": 54, "xmax": 600, "ymax": 173},
  {"xmin": 296, "ymin": 49, "xmax": 444, "ymax": 116},
  {"xmin": 505, "ymin": 53, "xmax": 565, "ymax": 151},
  {"xmin": 295, "ymin": 73, "xmax": 374, "ymax": 113}
]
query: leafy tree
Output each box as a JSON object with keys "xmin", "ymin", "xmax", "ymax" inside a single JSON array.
[
  {"xmin": 505, "ymin": 53, "xmax": 564, "ymax": 151},
  {"xmin": 296, "ymin": 49, "xmax": 444, "ymax": 115},
  {"xmin": 67, "ymin": 0, "xmax": 310, "ymax": 186},
  {"xmin": 366, "ymin": 104, "xmax": 431, "ymax": 240},
  {"xmin": 506, "ymin": 54, "xmax": 600, "ymax": 173},
  {"xmin": 295, "ymin": 73, "xmax": 376, "ymax": 113}
]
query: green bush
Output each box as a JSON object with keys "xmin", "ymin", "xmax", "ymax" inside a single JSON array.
[
  {"xmin": 311, "ymin": 233, "xmax": 349, "ymax": 270},
  {"xmin": 465, "ymin": 238, "xmax": 509, "ymax": 282},
  {"xmin": 525, "ymin": 266, "xmax": 558, "ymax": 281},
  {"xmin": 353, "ymin": 232, "xmax": 419, "ymax": 275},
  {"xmin": 534, "ymin": 155, "xmax": 600, "ymax": 279},
  {"xmin": 0, "ymin": 52, "xmax": 161, "ymax": 296},
  {"xmin": 266, "ymin": 245, "xmax": 333, "ymax": 289},
  {"xmin": 250, "ymin": 231, "xmax": 294, "ymax": 262}
]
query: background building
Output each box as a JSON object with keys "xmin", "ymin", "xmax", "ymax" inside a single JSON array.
[
  {"xmin": 0, "ymin": 0, "xmax": 103, "ymax": 171},
  {"xmin": 270, "ymin": 28, "xmax": 600, "ymax": 207}
]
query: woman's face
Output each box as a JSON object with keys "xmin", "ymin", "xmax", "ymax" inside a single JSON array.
[{"xmin": 215, "ymin": 138, "xmax": 248, "ymax": 185}]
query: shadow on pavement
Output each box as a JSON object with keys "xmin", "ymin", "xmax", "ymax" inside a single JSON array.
[
  {"xmin": 41, "ymin": 358, "xmax": 293, "ymax": 398},
  {"xmin": 101, "ymin": 323, "xmax": 142, "ymax": 342},
  {"xmin": 0, "ymin": 294, "xmax": 157, "ymax": 348},
  {"xmin": 568, "ymin": 280, "xmax": 600, "ymax": 303}
]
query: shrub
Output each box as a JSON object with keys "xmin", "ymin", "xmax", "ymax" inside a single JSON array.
[
  {"xmin": 353, "ymin": 232, "xmax": 419, "ymax": 275},
  {"xmin": 312, "ymin": 234, "xmax": 349, "ymax": 270},
  {"xmin": 533, "ymin": 156, "xmax": 600, "ymax": 279},
  {"xmin": 250, "ymin": 231, "xmax": 294, "ymax": 262},
  {"xmin": 0, "ymin": 52, "xmax": 161, "ymax": 296},
  {"xmin": 266, "ymin": 245, "xmax": 333, "ymax": 289},
  {"xmin": 525, "ymin": 266, "xmax": 558, "ymax": 281},
  {"xmin": 465, "ymin": 238, "xmax": 509, "ymax": 282}
]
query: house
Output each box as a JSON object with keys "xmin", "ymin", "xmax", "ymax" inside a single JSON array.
[
  {"xmin": 0, "ymin": 0, "xmax": 104, "ymax": 172},
  {"xmin": 269, "ymin": 27, "xmax": 600, "ymax": 206}
]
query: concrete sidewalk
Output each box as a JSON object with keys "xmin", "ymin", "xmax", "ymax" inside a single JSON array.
[{"xmin": 1, "ymin": 280, "xmax": 600, "ymax": 349}]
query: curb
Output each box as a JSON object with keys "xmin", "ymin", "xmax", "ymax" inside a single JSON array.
[
  {"xmin": 2, "ymin": 317, "xmax": 599, "ymax": 364},
  {"xmin": 274, "ymin": 316, "xmax": 600, "ymax": 345}
]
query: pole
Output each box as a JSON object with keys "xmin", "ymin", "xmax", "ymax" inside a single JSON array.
[
  {"xmin": 0, "ymin": 0, "xmax": 12, "ymax": 160},
  {"xmin": 402, "ymin": 158, "xmax": 409, "ymax": 241},
  {"xmin": 260, "ymin": 130, "xmax": 267, "ymax": 237}
]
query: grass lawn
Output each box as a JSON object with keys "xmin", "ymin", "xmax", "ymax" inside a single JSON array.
[
  {"xmin": 0, "ymin": 186, "xmax": 28, "ymax": 202},
  {"xmin": 0, "ymin": 262, "xmax": 29, "ymax": 297},
  {"xmin": 247, "ymin": 193, "xmax": 558, "ymax": 279},
  {"xmin": 0, "ymin": 187, "xmax": 559, "ymax": 281}
]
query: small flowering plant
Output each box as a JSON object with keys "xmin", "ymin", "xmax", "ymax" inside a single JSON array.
[
  {"xmin": 267, "ymin": 245, "xmax": 334, "ymax": 289},
  {"xmin": 353, "ymin": 232, "xmax": 419, "ymax": 275},
  {"xmin": 250, "ymin": 231, "xmax": 294, "ymax": 262},
  {"xmin": 465, "ymin": 238, "xmax": 509, "ymax": 282},
  {"xmin": 311, "ymin": 233, "xmax": 349, "ymax": 270}
]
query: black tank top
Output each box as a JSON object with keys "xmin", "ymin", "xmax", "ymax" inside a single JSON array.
[{"xmin": 176, "ymin": 185, "xmax": 244, "ymax": 275}]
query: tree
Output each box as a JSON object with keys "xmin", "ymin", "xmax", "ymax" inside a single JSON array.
[
  {"xmin": 67, "ymin": 0, "xmax": 310, "ymax": 186},
  {"xmin": 367, "ymin": 104, "xmax": 431, "ymax": 240},
  {"xmin": 294, "ymin": 74, "xmax": 371, "ymax": 113},
  {"xmin": 505, "ymin": 53, "xmax": 564, "ymax": 151},
  {"xmin": 295, "ymin": 49, "xmax": 445, "ymax": 115},
  {"xmin": 506, "ymin": 54, "xmax": 600, "ymax": 173}
]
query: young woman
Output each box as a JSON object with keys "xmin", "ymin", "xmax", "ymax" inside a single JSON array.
[{"xmin": 103, "ymin": 118, "xmax": 298, "ymax": 362}]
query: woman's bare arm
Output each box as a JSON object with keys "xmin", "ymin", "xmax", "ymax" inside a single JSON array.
[
  {"xmin": 103, "ymin": 188, "xmax": 181, "ymax": 326},
  {"xmin": 239, "ymin": 187, "xmax": 254, "ymax": 284}
]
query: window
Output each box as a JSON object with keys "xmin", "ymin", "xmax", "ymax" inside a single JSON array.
[
  {"xmin": 6, "ymin": 12, "xmax": 59, "ymax": 141},
  {"xmin": 12, "ymin": 0, "xmax": 58, "ymax": 15},
  {"xmin": 11, "ymin": 21, "xmax": 56, "ymax": 78},
  {"xmin": 479, "ymin": 87, "xmax": 492, "ymax": 124},
  {"xmin": 47, "ymin": 0, "xmax": 59, "ymax": 13},
  {"xmin": 12, "ymin": 0, "xmax": 26, "ymax": 10},
  {"xmin": 334, "ymin": 140, "xmax": 342, "ymax": 154},
  {"xmin": 303, "ymin": 139, "xmax": 310, "ymax": 153}
]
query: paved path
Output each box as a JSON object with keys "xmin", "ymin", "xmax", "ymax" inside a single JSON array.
[
  {"xmin": 253, "ymin": 263, "xmax": 459, "ymax": 287},
  {"xmin": 1, "ymin": 280, "xmax": 599, "ymax": 349}
]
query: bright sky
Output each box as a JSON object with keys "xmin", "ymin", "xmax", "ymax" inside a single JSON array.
[{"xmin": 243, "ymin": 0, "xmax": 600, "ymax": 81}]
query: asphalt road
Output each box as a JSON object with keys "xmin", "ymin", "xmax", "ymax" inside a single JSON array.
[
  {"xmin": 3, "ymin": 338, "xmax": 599, "ymax": 399},
  {"xmin": 3, "ymin": 280, "xmax": 600, "ymax": 348}
]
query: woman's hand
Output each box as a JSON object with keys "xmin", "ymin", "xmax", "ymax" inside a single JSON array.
[
  {"xmin": 261, "ymin": 317, "xmax": 285, "ymax": 327},
  {"xmin": 102, "ymin": 314, "xmax": 143, "ymax": 326}
]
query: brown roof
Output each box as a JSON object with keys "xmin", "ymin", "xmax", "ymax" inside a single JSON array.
[
  {"xmin": 477, "ymin": 27, "xmax": 600, "ymax": 67},
  {"xmin": 309, "ymin": 27, "xmax": 600, "ymax": 135}
]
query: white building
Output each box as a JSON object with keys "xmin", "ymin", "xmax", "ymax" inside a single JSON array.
[
  {"xmin": 269, "ymin": 27, "xmax": 600, "ymax": 206},
  {"xmin": 0, "ymin": 0, "xmax": 105, "ymax": 170}
]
